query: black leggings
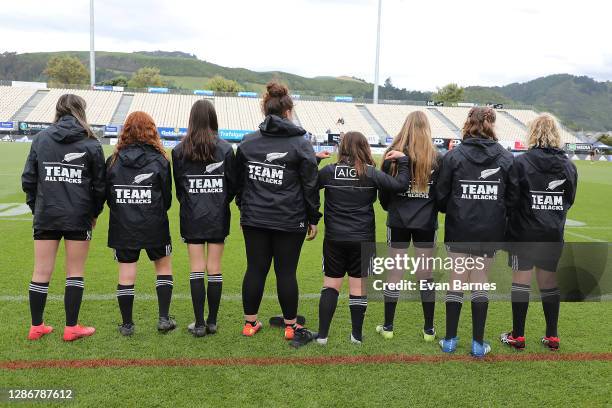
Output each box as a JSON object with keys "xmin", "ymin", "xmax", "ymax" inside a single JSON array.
[{"xmin": 242, "ymin": 225, "xmax": 306, "ymax": 320}]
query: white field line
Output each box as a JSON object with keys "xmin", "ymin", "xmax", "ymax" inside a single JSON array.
[{"xmin": 564, "ymin": 230, "xmax": 606, "ymax": 242}]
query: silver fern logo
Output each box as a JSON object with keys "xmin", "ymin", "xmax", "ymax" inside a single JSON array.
[
  {"xmin": 63, "ymin": 152, "xmax": 86, "ymax": 162},
  {"xmin": 265, "ymin": 152, "xmax": 288, "ymax": 162},
  {"xmin": 479, "ymin": 167, "xmax": 500, "ymax": 179},
  {"xmin": 547, "ymin": 179, "xmax": 566, "ymax": 190},
  {"xmin": 133, "ymin": 173, "xmax": 153, "ymax": 184},
  {"xmin": 205, "ymin": 162, "xmax": 223, "ymax": 173}
]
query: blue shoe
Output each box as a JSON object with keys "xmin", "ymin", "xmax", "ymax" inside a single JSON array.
[
  {"xmin": 471, "ymin": 340, "xmax": 491, "ymax": 358},
  {"xmin": 439, "ymin": 337, "xmax": 459, "ymax": 353}
]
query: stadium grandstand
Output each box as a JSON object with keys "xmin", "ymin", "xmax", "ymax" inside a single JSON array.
[
  {"xmin": 0, "ymin": 86, "xmax": 37, "ymax": 121},
  {"xmin": 0, "ymin": 83, "xmax": 579, "ymax": 145},
  {"xmin": 25, "ymin": 88, "xmax": 123, "ymax": 125}
]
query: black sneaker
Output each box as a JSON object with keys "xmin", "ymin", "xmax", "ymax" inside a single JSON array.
[
  {"xmin": 118, "ymin": 323, "xmax": 135, "ymax": 336},
  {"xmin": 206, "ymin": 322, "xmax": 217, "ymax": 335},
  {"xmin": 157, "ymin": 317, "xmax": 177, "ymax": 333},
  {"xmin": 269, "ymin": 315, "xmax": 306, "ymax": 328},
  {"xmin": 289, "ymin": 328, "xmax": 315, "ymax": 348}
]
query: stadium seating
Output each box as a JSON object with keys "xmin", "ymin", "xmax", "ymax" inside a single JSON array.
[
  {"xmin": 503, "ymin": 109, "xmax": 578, "ymax": 144},
  {"xmin": 0, "ymin": 86, "xmax": 37, "ymax": 121},
  {"xmin": 214, "ymin": 97, "xmax": 263, "ymax": 131},
  {"xmin": 294, "ymin": 100, "xmax": 377, "ymax": 139},
  {"xmin": 436, "ymin": 106, "xmax": 525, "ymax": 142},
  {"xmin": 126, "ymin": 93, "xmax": 204, "ymax": 128},
  {"xmin": 365, "ymin": 104, "xmax": 457, "ymax": 139},
  {"xmin": 26, "ymin": 89, "xmax": 122, "ymax": 125}
]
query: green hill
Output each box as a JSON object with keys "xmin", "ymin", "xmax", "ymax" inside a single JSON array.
[{"xmin": 0, "ymin": 51, "xmax": 610, "ymax": 131}]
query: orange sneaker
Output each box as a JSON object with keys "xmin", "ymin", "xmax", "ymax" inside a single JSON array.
[
  {"xmin": 284, "ymin": 324, "xmax": 303, "ymax": 340},
  {"xmin": 63, "ymin": 324, "xmax": 96, "ymax": 341},
  {"xmin": 242, "ymin": 321, "xmax": 262, "ymax": 337},
  {"xmin": 28, "ymin": 323, "xmax": 53, "ymax": 340}
]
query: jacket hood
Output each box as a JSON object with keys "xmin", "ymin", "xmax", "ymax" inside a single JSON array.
[
  {"xmin": 48, "ymin": 115, "xmax": 87, "ymax": 143},
  {"xmin": 458, "ymin": 137, "xmax": 503, "ymax": 165},
  {"xmin": 524, "ymin": 147, "xmax": 567, "ymax": 173},
  {"xmin": 118, "ymin": 144, "xmax": 162, "ymax": 169},
  {"xmin": 259, "ymin": 115, "xmax": 307, "ymax": 138}
]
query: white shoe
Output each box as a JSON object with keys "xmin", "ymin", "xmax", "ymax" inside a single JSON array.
[{"xmin": 350, "ymin": 333, "xmax": 362, "ymax": 344}]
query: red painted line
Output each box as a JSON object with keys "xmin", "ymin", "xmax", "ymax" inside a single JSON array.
[{"xmin": 1, "ymin": 352, "xmax": 611, "ymax": 370}]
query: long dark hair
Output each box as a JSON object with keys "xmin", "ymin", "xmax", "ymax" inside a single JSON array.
[
  {"xmin": 261, "ymin": 81, "xmax": 293, "ymax": 118},
  {"xmin": 54, "ymin": 93, "xmax": 96, "ymax": 139},
  {"xmin": 337, "ymin": 131, "xmax": 375, "ymax": 179},
  {"xmin": 462, "ymin": 107, "xmax": 497, "ymax": 141},
  {"xmin": 179, "ymin": 99, "xmax": 219, "ymax": 162}
]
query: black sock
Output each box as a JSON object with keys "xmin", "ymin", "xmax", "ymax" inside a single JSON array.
[
  {"xmin": 511, "ymin": 283, "xmax": 530, "ymax": 337},
  {"xmin": 541, "ymin": 287, "xmax": 560, "ymax": 337},
  {"xmin": 445, "ymin": 291, "xmax": 463, "ymax": 340},
  {"xmin": 189, "ymin": 272, "xmax": 206, "ymax": 327},
  {"xmin": 318, "ymin": 287, "xmax": 339, "ymax": 339},
  {"xmin": 29, "ymin": 281, "xmax": 49, "ymax": 326},
  {"xmin": 383, "ymin": 289, "xmax": 399, "ymax": 330},
  {"xmin": 206, "ymin": 274, "xmax": 223, "ymax": 325},
  {"xmin": 65, "ymin": 277, "xmax": 84, "ymax": 327},
  {"xmin": 349, "ymin": 295, "xmax": 367, "ymax": 341},
  {"xmin": 156, "ymin": 275, "xmax": 173, "ymax": 319},
  {"xmin": 420, "ymin": 278, "xmax": 435, "ymax": 331},
  {"xmin": 471, "ymin": 290, "xmax": 489, "ymax": 345},
  {"xmin": 117, "ymin": 284, "xmax": 135, "ymax": 325}
]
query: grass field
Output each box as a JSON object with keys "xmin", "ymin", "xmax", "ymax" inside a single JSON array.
[{"xmin": 0, "ymin": 143, "xmax": 610, "ymax": 407}]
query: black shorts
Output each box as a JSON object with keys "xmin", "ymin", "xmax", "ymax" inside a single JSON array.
[
  {"xmin": 508, "ymin": 242, "xmax": 564, "ymax": 272},
  {"xmin": 33, "ymin": 229, "xmax": 91, "ymax": 241},
  {"xmin": 182, "ymin": 237, "xmax": 225, "ymax": 244},
  {"xmin": 387, "ymin": 227, "xmax": 436, "ymax": 249},
  {"xmin": 445, "ymin": 243, "xmax": 497, "ymax": 258},
  {"xmin": 113, "ymin": 244, "xmax": 172, "ymax": 263},
  {"xmin": 322, "ymin": 239, "xmax": 373, "ymax": 279}
]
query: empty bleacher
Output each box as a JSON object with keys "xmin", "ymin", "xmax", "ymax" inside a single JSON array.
[
  {"xmin": 435, "ymin": 106, "xmax": 526, "ymax": 142},
  {"xmin": 295, "ymin": 100, "xmax": 377, "ymax": 141},
  {"xmin": 504, "ymin": 109, "xmax": 579, "ymax": 144},
  {"xmin": 214, "ymin": 97, "xmax": 263, "ymax": 131},
  {"xmin": 126, "ymin": 93, "xmax": 204, "ymax": 128},
  {"xmin": 365, "ymin": 104, "xmax": 457, "ymax": 139},
  {"xmin": 0, "ymin": 86, "xmax": 37, "ymax": 121},
  {"xmin": 26, "ymin": 89, "xmax": 122, "ymax": 125}
]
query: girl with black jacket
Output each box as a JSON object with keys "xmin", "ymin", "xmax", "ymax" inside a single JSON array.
[
  {"xmin": 106, "ymin": 111, "xmax": 175, "ymax": 336},
  {"xmin": 290, "ymin": 131, "xmax": 409, "ymax": 347},
  {"xmin": 378, "ymin": 111, "xmax": 442, "ymax": 342},
  {"xmin": 500, "ymin": 114, "xmax": 577, "ymax": 351},
  {"xmin": 22, "ymin": 94, "xmax": 105, "ymax": 341},
  {"xmin": 436, "ymin": 107, "xmax": 517, "ymax": 357},
  {"xmin": 235, "ymin": 81, "xmax": 320, "ymax": 342},
  {"xmin": 172, "ymin": 100, "xmax": 236, "ymax": 337}
]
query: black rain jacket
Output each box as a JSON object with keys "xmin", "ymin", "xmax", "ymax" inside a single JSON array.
[
  {"xmin": 172, "ymin": 138, "xmax": 236, "ymax": 240},
  {"xmin": 235, "ymin": 115, "xmax": 321, "ymax": 233},
  {"xmin": 21, "ymin": 115, "xmax": 106, "ymax": 231},
  {"xmin": 106, "ymin": 144, "xmax": 172, "ymax": 249}
]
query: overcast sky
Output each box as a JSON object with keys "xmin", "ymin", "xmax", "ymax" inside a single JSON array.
[{"xmin": 1, "ymin": 0, "xmax": 610, "ymax": 91}]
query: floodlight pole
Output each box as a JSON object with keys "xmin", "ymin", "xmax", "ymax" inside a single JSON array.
[
  {"xmin": 89, "ymin": 0, "xmax": 95, "ymax": 86},
  {"xmin": 373, "ymin": 0, "xmax": 382, "ymax": 104}
]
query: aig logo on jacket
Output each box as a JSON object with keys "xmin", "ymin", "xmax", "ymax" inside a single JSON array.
[
  {"xmin": 247, "ymin": 152, "xmax": 286, "ymax": 185},
  {"xmin": 334, "ymin": 165, "xmax": 358, "ymax": 181},
  {"xmin": 187, "ymin": 162, "xmax": 224, "ymax": 194},
  {"xmin": 531, "ymin": 179, "xmax": 565, "ymax": 211},
  {"xmin": 43, "ymin": 151, "xmax": 86, "ymax": 184},
  {"xmin": 460, "ymin": 167, "xmax": 500, "ymax": 201},
  {"xmin": 114, "ymin": 172, "xmax": 153, "ymax": 204}
]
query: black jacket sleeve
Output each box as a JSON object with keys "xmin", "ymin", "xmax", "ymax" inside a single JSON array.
[
  {"xmin": 435, "ymin": 154, "xmax": 453, "ymax": 213},
  {"xmin": 378, "ymin": 159, "xmax": 393, "ymax": 210},
  {"xmin": 160, "ymin": 158, "xmax": 172, "ymax": 211},
  {"xmin": 234, "ymin": 145, "xmax": 245, "ymax": 209},
  {"xmin": 566, "ymin": 162, "xmax": 578, "ymax": 207},
  {"xmin": 90, "ymin": 143, "xmax": 107, "ymax": 218},
  {"xmin": 504, "ymin": 160, "xmax": 520, "ymax": 214},
  {"xmin": 298, "ymin": 140, "xmax": 322, "ymax": 225},
  {"xmin": 171, "ymin": 149, "xmax": 184, "ymax": 203},
  {"xmin": 21, "ymin": 140, "xmax": 39, "ymax": 213},
  {"xmin": 369, "ymin": 156, "xmax": 410, "ymax": 193},
  {"xmin": 224, "ymin": 146, "xmax": 237, "ymax": 204}
]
